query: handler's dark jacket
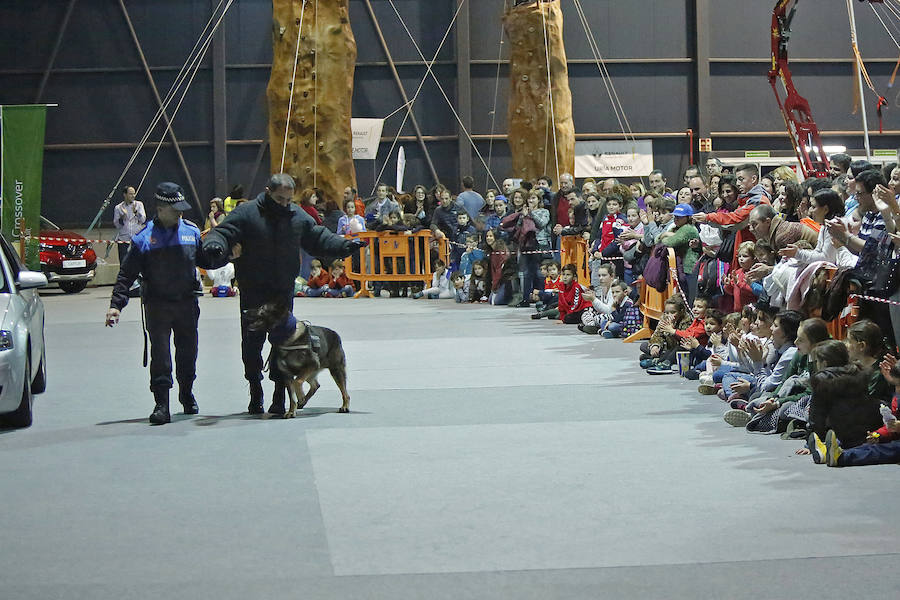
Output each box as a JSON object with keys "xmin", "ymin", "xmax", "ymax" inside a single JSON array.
[
  {"xmin": 110, "ymin": 217, "xmax": 207, "ymax": 310},
  {"xmin": 202, "ymin": 192, "xmax": 353, "ymax": 307}
]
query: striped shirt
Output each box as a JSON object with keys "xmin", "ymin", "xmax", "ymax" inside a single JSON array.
[{"xmin": 858, "ymin": 211, "xmax": 885, "ymax": 243}]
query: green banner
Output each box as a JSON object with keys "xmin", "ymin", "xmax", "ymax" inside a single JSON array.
[{"xmin": 0, "ymin": 105, "xmax": 46, "ymax": 270}]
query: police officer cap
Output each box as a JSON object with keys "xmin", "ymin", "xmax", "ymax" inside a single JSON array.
[{"xmin": 154, "ymin": 182, "xmax": 192, "ymax": 211}]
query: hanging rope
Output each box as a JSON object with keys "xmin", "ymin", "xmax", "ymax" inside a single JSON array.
[
  {"xmin": 572, "ymin": 0, "xmax": 648, "ymax": 185},
  {"xmin": 385, "ymin": 0, "xmax": 501, "ymax": 190},
  {"xmin": 88, "ymin": 0, "xmax": 233, "ymax": 232},
  {"xmin": 371, "ymin": 0, "xmax": 468, "ymax": 194},
  {"xmin": 571, "ymin": 0, "xmax": 633, "ymax": 144},
  {"xmin": 313, "ymin": 0, "xmax": 319, "ymax": 188},
  {"xmin": 538, "ymin": 0, "xmax": 560, "ymax": 185},
  {"xmin": 281, "ymin": 0, "xmax": 309, "ymax": 173},
  {"xmin": 485, "ymin": 1, "xmax": 508, "ymax": 191}
]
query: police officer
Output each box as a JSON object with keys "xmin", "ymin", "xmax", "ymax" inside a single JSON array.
[
  {"xmin": 106, "ymin": 182, "xmax": 208, "ymax": 425},
  {"xmin": 202, "ymin": 173, "xmax": 366, "ymax": 414}
]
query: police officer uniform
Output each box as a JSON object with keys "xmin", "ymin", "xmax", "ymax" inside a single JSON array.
[{"xmin": 108, "ymin": 182, "xmax": 207, "ymax": 424}]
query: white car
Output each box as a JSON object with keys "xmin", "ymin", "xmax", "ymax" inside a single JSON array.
[{"xmin": 0, "ymin": 234, "xmax": 48, "ymax": 428}]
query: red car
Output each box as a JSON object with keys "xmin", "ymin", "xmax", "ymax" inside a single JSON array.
[{"xmin": 38, "ymin": 217, "xmax": 97, "ymax": 293}]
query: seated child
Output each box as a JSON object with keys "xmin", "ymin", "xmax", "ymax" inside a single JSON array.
[
  {"xmin": 679, "ymin": 308, "xmax": 727, "ymax": 378},
  {"xmin": 811, "ymin": 355, "xmax": 900, "ymax": 466},
  {"xmin": 458, "ymin": 233, "xmax": 485, "ymax": 276},
  {"xmin": 556, "ymin": 263, "xmax": 592, "ymax": 324},
  {"xmin": 743, "ymin": 317, "xmax": 831, "ymax": 436},
  {"xmin": 413, "ymin": 258, "xmax": 453, "ymax": 299},
  {"xmin": 708, "ymin": 305, "xmax": 775, "ymax": 399},
  {"xmin": 722, "ymin": 310, "xmax": 803, "ymax": 426},
  {"xmin": 639, "ymin": 296, "xmax": 690, "ymax": 370},
  {"xmin": 599, "ymin": 279, "xmax": 642, "ymax": 339},
  {"xmin": 531, "ymin": 260, "xmax": 561, "ymax": 320},
  {"xmin": 578, "ymin": 263, "xmax": 616, "ymax": 333},
  {"xmin": 304, "ymin": 259, "xmax": 331, "ymax": 297},
  {"xmin": 805, "ymin": 339, "xmax": 884, "ymax": 462},
  {"xmin": 468, "ymin": 259, "xmax": 491, "ymax": 303},
  {"xmin": 450, "ymin": 270, "xmax": 467, "ymax": 303},
  {"xmin": 644, "ymin": 296, "xmax": 710, "ymax": 374},
  {"xmin": 325, "ymin": 259, "xmax": 355, "ymax": 297}
]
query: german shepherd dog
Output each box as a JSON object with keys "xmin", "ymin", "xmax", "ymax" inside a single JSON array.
[{"xmin": 243, "ymin": 302, "xmax": 350, "ymax": 417}]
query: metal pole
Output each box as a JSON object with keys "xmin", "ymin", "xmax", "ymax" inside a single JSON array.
[
  {"xmin": 455, "ymin": 0, "xmax": 473, "ymax": 184},
  {"xmin": 362, "ymin": 0, "xmax": 441, "ymax": 186},
  {"xmin": 847, "ymin": 0, "xmax": 872, "ymax": 160},
  {"xmin": 117, "ymin": 0, "xmax": 204, "ymax": 216},
  {"xmin": 211, "ymin": 0, "xmax": 228, "ymax": 196},
  {"xmin": 694, "ymin": 0, "xmax": 711, "ymax": 164},
  {"xmin": 34, "ymin": 0, "xmax": 78, "ymax": 103}
]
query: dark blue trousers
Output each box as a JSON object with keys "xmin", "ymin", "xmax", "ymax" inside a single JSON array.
[{"xmin": 838, "ymin": 440, "xmax": 900, "ymax": 466}]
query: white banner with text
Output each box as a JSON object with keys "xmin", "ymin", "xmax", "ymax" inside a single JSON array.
[
  {"xmin": 574, "ymin": 140, "xmax": 654, "ymax": 178},
  {"xmin": 351, "ymin": 118, "xmax": 385, "ymax": 160}
]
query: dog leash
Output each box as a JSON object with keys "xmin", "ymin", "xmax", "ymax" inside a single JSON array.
[{"xmin": 140, "ymin": 293, "xmax": 149, "ymax": 368}]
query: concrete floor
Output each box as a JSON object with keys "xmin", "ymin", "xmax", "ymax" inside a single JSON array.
[{"xmin": 2, "ymin": 288, "xmax": 898, "ymax": 598}]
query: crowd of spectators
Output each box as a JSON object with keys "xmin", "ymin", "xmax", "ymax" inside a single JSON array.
[{"xmin": 221, "ymin": 156, "xmax": 900, "ymax": 468}]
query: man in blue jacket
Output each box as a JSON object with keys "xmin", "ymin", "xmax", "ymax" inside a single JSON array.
[
  {"xmin": 106, "ymin": 182, "xmax": 208, "ymax": 425},
  {"xmin": 202, "ymin": 173, "xmax": 366, "ymax": 415}
]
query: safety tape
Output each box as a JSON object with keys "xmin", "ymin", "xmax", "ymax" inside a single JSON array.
[
  {"xmin": 445, "ymin": 238, "xmax": 625, "ymax": 259},
  {"xmin": 27, "ymin": 235, "xmax": 129, "ymax": 245},
  {"xmin": 850, "ymin": 293, "xmax": 900, "ymax": 308},
  {"xmin": 670, "ymin": 266, "xmax": 695, "ymax": 319}
]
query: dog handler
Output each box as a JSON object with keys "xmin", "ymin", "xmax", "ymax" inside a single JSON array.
[
  {"xmin": 201, "ymin": 173, "xmax": 366, "ymax": 415},
  {"xmin": 105, "ymin": 182, "xmax": 209, "ymax": 425}
]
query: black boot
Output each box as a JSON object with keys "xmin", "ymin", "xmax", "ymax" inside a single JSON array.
[
  {"xmin": 248, "ymin": 380, "xmax": 264, "ymax": 414},
  {"xmin": 149, "ymin": 390, "xmax": 171, "ymax": 425},
  {"xmin": 179, "ymin": 384, "xmax": 199, "ymax": 415},
  {"xmin": 268, "ymin": 383, "xmax": 286, "ymax": 415}
]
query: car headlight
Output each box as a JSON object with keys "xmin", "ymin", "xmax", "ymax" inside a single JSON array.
[{"xmin": 0, "ymin": 331, "xmax": 13, "ymax": 351}]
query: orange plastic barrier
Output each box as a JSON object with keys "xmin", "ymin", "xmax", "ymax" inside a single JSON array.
[
  {"xmin": 559, "ymin": 235, "xmax": 590, "ymax": 286},
  {"xmin": 623, "ymin": 248, "xmax": 677, "ymax": 343},
  {"xmin": 342, "ymin": 231, "xmax": 449, "ymax": 298}
]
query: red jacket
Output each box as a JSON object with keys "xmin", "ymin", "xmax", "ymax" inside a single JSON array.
[
  {"xmin": 544, "ymin": 275, "xmax": 561, "ymax": 292},
  {"xmin": 557, "ymin": 280, "xmax": 591, "ymax": 321},
  {"xmin": 599, "ymin": 213, "xmax": 625, "ymax": 251},
  {"xmin": 675, "ymin": 317, "xmax": 709, "ymax": 347},
  {"xmin": 330, "ymin": 272, "xmax": 355, "ymax": 291},
  {"xmin": 308, "ymin": 271, "xmax": 331, "ymax": 289},
  {"xmin": 704, "ymin": 185, "xmax": 769, "ymax": 267},
  {"xmin": 722, "ymin": 268, "xmax": 756, "ymax": 313}
]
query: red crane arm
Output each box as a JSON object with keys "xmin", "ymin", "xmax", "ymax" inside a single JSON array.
[{"xmin": 768, "ymin": 0, "xmax": 884, "ymax": 179}]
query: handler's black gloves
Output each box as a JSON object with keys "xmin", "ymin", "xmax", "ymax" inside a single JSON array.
[
  {"xmin": 204, "ymin": 240, "xmax": 227, "ymax": 261},
  {"xmin": 342, "ymin": 238, "xmax": 369, "ymax": 257}
]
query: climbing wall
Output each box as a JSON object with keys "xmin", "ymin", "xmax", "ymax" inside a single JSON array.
[
  {"xmin": 268, "ymin": 0, "xmax": 357, "ymax": 204},
  {"xmin": 503, "ymin": 0, "xmax": 575, "ymax": 183}
]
